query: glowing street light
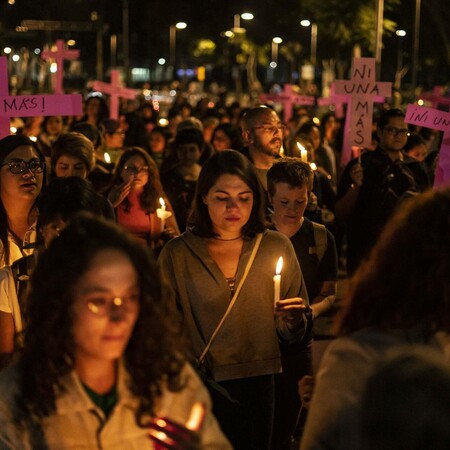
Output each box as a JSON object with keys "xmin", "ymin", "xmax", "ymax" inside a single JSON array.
[
  {"xmin": 233, "ymin": 12, "xmax": 254, "ymax": 30},
  {"xmin": 300, "ymin": 19, "xmax": 318, "ymax": 65},
  {"xmin": 271, "ymin": 37, "xmax": 283, "ymax": 66},
  {"xmin": 395, "ymin": 29, "xmax": 406, "ymax": 74},
  {"xmin": 169, "ymin": 22, "xmax": 187, "ymax": 68}
]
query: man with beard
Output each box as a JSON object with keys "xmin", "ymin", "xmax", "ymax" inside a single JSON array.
[{"xmin": 241, "ymin": 106, "xmax": 284, "ymax": 193}]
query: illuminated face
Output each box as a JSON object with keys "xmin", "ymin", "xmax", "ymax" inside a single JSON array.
[
  {"xmin": 406, "ymin": 144, "xmax": 427, "ymax": 162},
  {"xmin": 203, "ymin": 174, "xmax": 254, "ymax": 238},
  {"xmin": 309, "ymin": 126, "xmax": 322, "ymax": 151},
  {"xmin": 55, "ymin": 155, "xmax": 88, "ymax": 179},
  {"xmin": 46, "ymin": 116, "xmax": 64, "ymax": 136},
  {"xmin": 177, "ymin": 143, "xmax": 202, "ymax": 167},
  {"xmin": 0, "ymin": 145, "xmax": 44, "ymax": 203},
  {"xmin": 212, "ymin": 130, "xmax": 232, "ymax": 152},
  {"xmin": 270, "ymin": 182, "xmax": 308, "ymax": 226},
  {"xmin": 71, "ymin": 249, "xmax": 140, "ymax": 366},
  {"xmin": 121, "ymin": 155, "xmax": 149, "ymax": 192},
  {"xmin": 106, "ymin": 129, "xmax": 125, "ymax": 149},
  {"xmin": 149, "ymin": 131, "xmax": 166, "ymax": 154},
  {"xmin": 246, "ymin": 110, "xmax": 283, "ymax": 157},
  {"xmin": 378, "ymin": 116, "xmax": 409, "ymax": 153}
]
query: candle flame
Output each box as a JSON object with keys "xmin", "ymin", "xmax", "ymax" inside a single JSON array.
[
  {"xmin": 159, "ymin": 197, "xmax": 165, "ymax": 207},
  {"xmin": 276, "ymin": 256, "xmax": 283, "ymax": 275},
  {"xmin": 104, "ymin": 152, "xmax": 111, "ymax": 164},
  {"xmin": 296, "ymin": 142, "xmax": 305, "ymax": 152},
  {"xmin": 310, "ymin": 162, "xmax": 317, "ymax": 171}
]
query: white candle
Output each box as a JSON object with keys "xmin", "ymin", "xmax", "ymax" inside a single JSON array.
[
  {"xmin": 297, "ymin": 142, "xmax": 308, "ymax": 163},
  {"xmin": 156, "ymin": 197, "xmax": 168, "ymax": 234},
  {"xmin": 273, "ymin": 256, "xmax": 283, "ymax": 307}
]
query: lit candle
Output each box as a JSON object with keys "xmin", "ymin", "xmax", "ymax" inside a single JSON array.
[
  {"xmin": 297, "ymin": 142, "xmax": 308, "ymax": 162},
  {"xmin": 156, "ymin": 197, "xmax": 172, "ymax": 234},
  {"xmin": 273, "ymin": 256, "xmax": 283, "ymax": 307},
  {"xmin": 310, "ymin": 162, "xmax": 317, "ymax": 171}
]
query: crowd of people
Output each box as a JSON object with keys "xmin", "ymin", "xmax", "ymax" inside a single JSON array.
[{"xmin": 0, "ymin": 88, "xmax": 448, "ymax": 450}]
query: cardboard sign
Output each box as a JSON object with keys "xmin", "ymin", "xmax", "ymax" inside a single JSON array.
[
  {"xmin": 260, "ymin": 84, "xmax": 315, "ymax": 122},
  {"xmin": 0, "ymin": 56, "xmax": 82, "ymax": 139},
  {"xmin": 335, "ymin": 58, "xmax": 391, "ymax": 165},
  {"xmin": 0, "ymin": 94, "xmax": 82, "ymax": 117},
  {"xmin": 405, "ymin": 103, "xmax": 450, "ymax": 189},
  {"xmin": 93, "ymin": 70, "xmax": 136, "ymax": 119},
  {"xmin": 42, "ymin": 40, "xmax": 80, "ymax": 95}
]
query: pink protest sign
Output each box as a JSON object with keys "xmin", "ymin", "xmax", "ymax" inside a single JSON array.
[
  {"xmin": 93, "ymin": 70, "xmax": 136, "ymax": 119},
  {"xmin": 335, "ymin": 58, "xmax": 391, "ymax": 166},
  {"xmin": 0, "ymin": 56, "xmax": 82, "ymax": 139},
  {"xmin": 260, "ymin": 84, "xmax": 315, "ymax": 122},
  {"xmin": 0, "ymin": 95, "xmax": 82, "ymax": 118},
  {"xmin": 42, "ymin": 40, "xmax": 80, "ymax": 95},
  {"xmin": 0, "ymin": 57, "xmax": 9, "ymax": 137},
  {"xmin": 405, "ymin": 103, "xmax": 450, "ymax": 189}
]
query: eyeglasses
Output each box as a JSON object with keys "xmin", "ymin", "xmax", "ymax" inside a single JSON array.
[
  {"xmin": 384, "ymin": 127, "xmax": 410, "ymax": 137},
  {"xmin": 1, "ymin": 159, "xmax": 45, "ymax": 175},
  {"xmin": 123, "ymin": 165, "xmax": 149, "ymax": 175},
  {"xmin": 251, "ymin": 124, "xmax": 285, "ymax": 134},
  {"xmin": 87, "ymin": 295, "xmax": 139, "ymax": 317}
]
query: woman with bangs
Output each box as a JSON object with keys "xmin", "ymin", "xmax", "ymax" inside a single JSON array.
[
  {"xmin": 159, "ymin": 150, "xmax": 310, "ymax": 450},
  {"xmin": 107, "ymin": 147, "xmax": 179, "ymax": 252},
  {"xmin": 0, "ymin": 135, "xmax": 46, "ymax": 269},
  {"xmin": 0, "ymin": 214, "xmax": 230, "ymax": 449}
]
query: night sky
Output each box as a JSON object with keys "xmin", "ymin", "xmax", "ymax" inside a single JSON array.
[{"xmin": 1, "ymin": 0, "xmax": 448, "ymax": 86}]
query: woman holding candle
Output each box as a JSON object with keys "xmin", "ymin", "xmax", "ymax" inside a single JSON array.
[
  {"xmin": 107, "ymin": 147, "xmax": 179, "ymax": 253},
  {"xmin": 159, "ymin": 150, "xmax": 309, "ymax": 450},
  {"xmin": 0, "ymin": 214, "xmax": 230, "ymax": 449}
]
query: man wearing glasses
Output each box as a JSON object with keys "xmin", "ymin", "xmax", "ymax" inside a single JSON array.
[
  {"xmin": 241, "ymin": 106, "xmax": 284, "ymax": 193},
  {"xmin": 336, "ymin": 108, "xmax": 430, "ymax": 274}
]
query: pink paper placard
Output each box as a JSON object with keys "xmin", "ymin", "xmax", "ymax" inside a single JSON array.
[
  {"xmin": 0, "ymin": 94, "xmax": 82, "ymax": 118},
  {"xmin": 405, "ymin": 103, "xmax": 450, "ymax": 189},
  {"xmin": 260, "ymin": 83, "xmax": 315, "ymax": 122},
  {"xmin": 0, "ymin": 57, "xmax": 9, "ymax": 137},
  {"xmin": 335, "ymin": 58, "xmax": 392, "ymax": 166}
]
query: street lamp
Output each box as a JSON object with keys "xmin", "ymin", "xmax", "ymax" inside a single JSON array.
[
  {"xmin": 395, "ymin": 29, "xmax": 406, "ymax": 73},
  {"xmin": 300, "ymin": 19, "xmax": 318, "ymax": 66},
  {"xmin": 271, "ymin": 37, "xmax": 283, "ymax": 66},
  {"xmin": 233, "ymin": 12, "xmax": 254, "ymax": 30},
  {"xmin": 169, "ymin": 21, "xmax": 187, "ymax": 69}
]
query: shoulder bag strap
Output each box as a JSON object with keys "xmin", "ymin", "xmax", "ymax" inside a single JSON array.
[{"xmin": 198, "ymin": 233, "xmax": 263, "ymax": 363}]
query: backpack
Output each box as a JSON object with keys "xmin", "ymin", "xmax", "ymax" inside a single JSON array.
[
  {"xmin": 378, "ymin": 159, "xmax": 420, "ymax": 214},
  {"xmin": 312, "ymin": 222, "xmax": 328, "ymax": 263}
]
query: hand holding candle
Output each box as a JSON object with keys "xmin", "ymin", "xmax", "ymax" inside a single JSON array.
[
  {"xmin": 273, "ymin": 257, "xmax": 283, "ymax": 308},
  {"xmin": 156, "ymin": 197, "xmax": 173, "ymax": 234}
]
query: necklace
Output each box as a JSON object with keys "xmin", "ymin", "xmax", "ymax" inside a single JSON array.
[{"xmin": 212, "ymin": 235, "xmax": 243, "ymax": 241}]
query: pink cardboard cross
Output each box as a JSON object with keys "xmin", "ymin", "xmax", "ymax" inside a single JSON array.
[
  {"xmin": 417, "ymin": 86, "xmax": 450, "ymax": 109},
  {"xmin": 93, "ymin": 70, "xmax": 136, "ymax": 120},
  {"xmin": 42, "ymin": 40, "xmax": 80, "ymax": 95},
  {"xmin": 335, "ymin": 58, "xmax": 391, "ymax": 166},
  {"xmin": 260, "ymin": 84, "xmax": 315, "ymax": 122},
  {"xmin": 405, "ymin": 103, "xmax": 450, "ymax": 189},
  {"xmin": 0, "ymin": 56, "xmax": 82, "ymax": 139}
]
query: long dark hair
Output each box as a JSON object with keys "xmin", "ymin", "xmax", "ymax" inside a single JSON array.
[
  {"xmin": 110, "ymin": 147, "xmax": 163, "ymax": 213},
  {"xmin": 18, "ymin": 214, "xmax": 185, "ymax": 424},
  {"xmin": 336, "ymin": 188, "xmax": 450, "ymax": 338},
  {"xmin": 0, "ymin": 134, "xmax": 46, "ymax": 265},
  {"xmin": 188, "ymin": 150, "xmax": 267, "ymax": 238}
]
